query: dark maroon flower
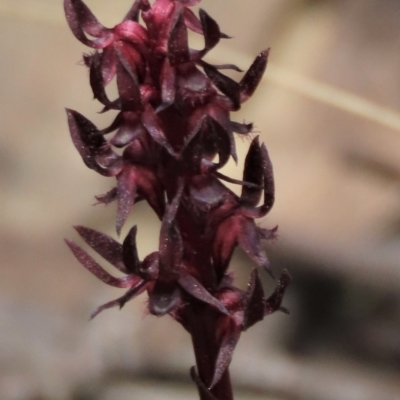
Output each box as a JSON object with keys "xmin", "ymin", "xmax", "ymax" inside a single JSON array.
[{"xmin": 64, "ymin": 1, "xmax": 291, "ymax": 399}]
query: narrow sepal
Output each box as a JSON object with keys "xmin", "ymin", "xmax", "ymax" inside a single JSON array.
[
  {"xmin": 142, "ymin": 105, "xmax": 177, "ymax": 157},
  {"xmin": 240, "ymin": 48, "xmax": 269, "ymax": 102},
  {"xmin": 89, "ymin": 52, "xmax": 116, "ymax": 108},
  {"xmin": 184, "ymin": 8, "xmax": 229, "ymax": 39},
  {"xmin": 168, "ymin": 6, "xmax": 190, "ymax": 66},
  {"xmin": 158, "ymin": 59, "xmax": 176, "ymax": 112},
  {"xmin": 198, "ymin": 9, "xmax": 220, "ymax": 55},
  {"xmin": 122, "ymin": 226, "xmax": 141, "ymax": 274},
  {"xmin": 210, "ymin": 324, "xmax": 241, "ymax": 389},
  {"xmin": 190, "ymin": 367, "xmax": 219, "ymax": 400},
  {"xmin": 66, "ymin": 109, "xmax": 122, "ymax": 176},
  {"xmin": 207, "ymin": 63, "xmax": 243, "ymax": 72},
  {"xmin": 115, "ymin": 49, "xmax": 143, "ymax": 112},
  {"xmin": 116, "ymin": 167, "xmax": 137, "ymax": 235},
  {"xmin": 241, "ymin": 136, "xmax": 263, "ymax": 207},
  {"xmin": 243, "ymin": 269, "xmax": 265, "ymax": 330},
  {"xmin": 265, "ymin": 270, "xmax": 292, "ymax": 316},
  {"xmin": 90, "ymin": 280, "xmax": 147, "ymax": 319},
  {"xmin": 178, "ymin": 273, "xmax": 228, "ymax": 315},
  {"xmin": 240, "ymin": 143, "xmax": 275, "ymax": 218},
  {"xmin": 261, "ymin": 143, "xmax": 275, "ymax": 214},
  {"xmin": 215, "ymin": 172, "xmax": 261, "ymax": 190},
  {"xmin": 65, "ymin": 239, "xmax": 137, "ymax": 288},
  {"xmin": 64, "ymin": 0, "xmax": 111, "ymax": 48},
  {"xmin": 203, "ymin": 64, "xmax": 240, "ymax": 110},
  {"xmin": 73, "ymin": 226, "xmax": 126, "ymax": 273}
]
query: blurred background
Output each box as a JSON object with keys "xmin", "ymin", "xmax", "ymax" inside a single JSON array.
[{"xmin": 1, "ymin": 0, "xmax": 400, "ymax": 399}]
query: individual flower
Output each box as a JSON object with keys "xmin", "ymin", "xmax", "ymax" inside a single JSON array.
[{"xmin": 66, "ymin": 184, "xmax": 229, "ymax": 319}]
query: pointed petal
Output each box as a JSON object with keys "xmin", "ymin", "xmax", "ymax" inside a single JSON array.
[
  {"xmin": 203, "ymin": 64, "xmax": 240, "ymax": 110},
  {"xmin": 90, "ymin": 279, "xmax": 147, "ymax": 319},
  {"xmin": 210, "ymin": 324, "xmax": 241, "ymax": 388},
  {"xmin": 240, "ymin": 143, "xmax": 275, "ymax": 218},
  {"xmin": 142, "ymin": 105, "xmax": 176, "ymax": 157},
  {"xmin": 178, "ymin": 274, "xmax": 228, "ymax": 315},
  {"xmin": 122, "ymin": 226, "xmax": 141, "ymax": 274},
  {"xmin": 116, "ymin": 166, "xmax": 138, "ymax": 235},
  {"xmin": 66, "ymin": 109, "xmax": 122, "ymax": 176},
  {"xmin": 65, "ymin": 239, "xmax": 137, "ymax": 287},
  {"xmin": 89, "ymin": 51, "xmax": 116, "ymax": 107},
  {"xmin": 260, "ymin": 143, "xmax": 275, "ymax": 214},
  {"xmin": 241, "ymin": 136, "xmax": 263, "ymax": 207},
  {"xmin": 190, "ymin": 367, "xmax": 219, "ymax": 400},
  {"xmin": 74, "ymin": 226, "xmax": 126, "ymax": 273},
  {"xmin": 115, "ymin": 48, "xmax": 143, "ymax": 112},
  {"xmin": 243, "ymin": 269, "xmax": 265, "ymax": 330},
  {"xmin": 64, "ymin": 0, "xmax": 111, "ymax": 48},
  {"xmin": 157, "ymin": 59, "xmax": 176, "ymax": 111},
  {"xmin": 198, "ymin": 9, "xmax": 220, "ymax": 54},
  {"xmin": 265, "ymin": 270, "xmax": 292, "ymax": 316},
  {"xmin": 168, "ymin": 6, "xmax": 190, "ymax": 66},
  {"xmin": 184, "ymin": 7, "xmax": 229, "ymax": 40},
  {"xmin": 240, "ymin": 48, "xmax": 269, "ymax": 102}
]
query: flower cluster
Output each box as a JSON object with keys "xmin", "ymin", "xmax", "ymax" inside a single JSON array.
[{"xmin": 64, "ymin": 0, "xmax": 290, "ymax": 399}]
